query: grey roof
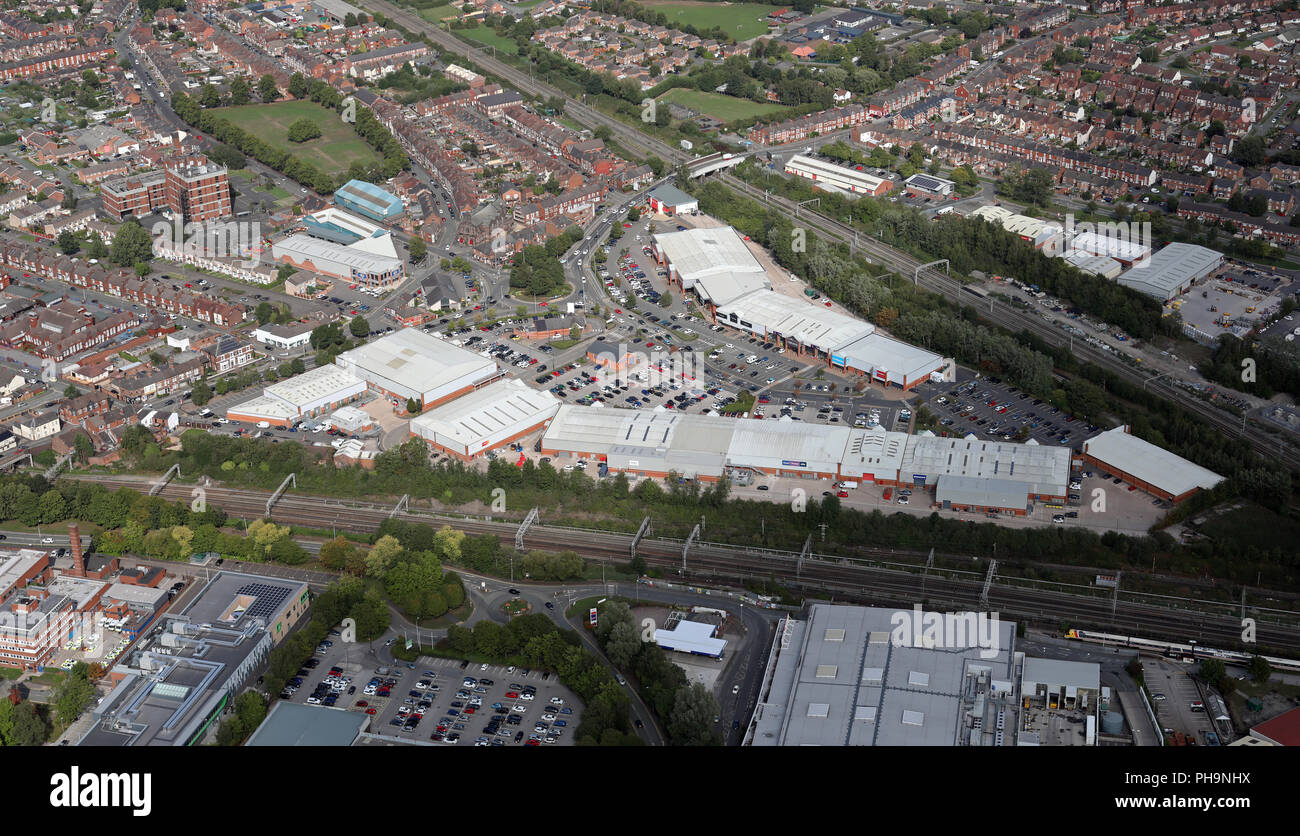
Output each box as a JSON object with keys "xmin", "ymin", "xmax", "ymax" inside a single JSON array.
[
  {"xmin": 648, "ymin": 183, "xmax": 697, "ymax": 208},
  {"xmin": 245, "ymin": 701, "xmax": 368, "ymax": 746},
  {"xmin": 1117, "ymin": 242, "xmax": 1222, "ymax": 300},
  {"xmin": 751, "ymin": 604, "xmax": 1017, "ymax": 747},
  {"xmin": 1082, "ymin": 425, "xmax": 1224, "ymax": 496},
  {"xmin": 901, "ymin": 434, "xmax": 1070, "ymax": 498},
  {"xmin": 1021, "ymin": 657, "xmax": 1100, "ymax": 692},
  {"xmin": 936, "ymin": 474, "xmax": 1031, "ymax": 510},
  {"xmin": 82, "ymin": 571, "xmax": 308, "ymax": 747}
]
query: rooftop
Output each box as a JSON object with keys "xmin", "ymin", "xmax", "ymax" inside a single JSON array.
[{"xmin": 1082, "ymin": 425, "xmax": 1224, "ymax": 496}]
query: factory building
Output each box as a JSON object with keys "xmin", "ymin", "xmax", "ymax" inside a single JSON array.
[
  {"xmin": 333, "ymin": 328, "xmax": 503, "ymax": 410},
  {"xmin": 1081, "ymin": 425, "xmax": 1225, "ymax": 502},
  {"xmin": 785, "ymin": 154, "xmax": 894, "ymax": 196},
  {"xmin": 409, "ymin": 378, "xmax": 560, "ymax": 460},
  {"xmin": 1115, "ymin": 243, "xmax": 1223, "ymax": 301}
]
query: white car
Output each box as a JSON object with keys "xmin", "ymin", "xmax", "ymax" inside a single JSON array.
[
  {"xmin": 520, "ymin": 692, "xmax": 535, "ymax": 701},
  {"xmin": 541, "ymin": 713, "xmax": 556, "ymax": 722},
  {"xmin": 513, "ymin": 704, "xmax": 528, "ymax": 713},
  {"xmin": 549, "ymin": 696, "xmax": 565, "ymax": 705}
]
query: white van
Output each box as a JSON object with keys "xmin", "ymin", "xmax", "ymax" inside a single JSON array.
[
  {"xmin": 256, "ymin": 421, "xmax": 271, "ymax": 429},
  {"xmin": 837, "ymin": 481, "xmax": 858, "ymax": 489}
]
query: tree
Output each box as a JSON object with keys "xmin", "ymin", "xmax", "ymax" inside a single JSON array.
[
  {"xmin": 628, "ymin": 206, "xmax": 641, "ymax": 222},
  {"xmin": 666, "ymin": 681, "xmax": 719, "ymax": 745},
  {"xmin": 1247, "ymin": 655, "xmax": 1272, "ymax": 684},
  {"xmin": 349, "ymin": 315, "xmax": 370, "ymax": 338},
  {"xmin": 73, "ymin": 433, "xmax": 93, "ymax": 464},
  {"xmin": 255, "ymin": 301, "xmax": 275, "ymax": 324},
  {"xmin": 199, "ymin": 83, "xmax": 221, "ymax": 108},
  {"xmin": 287, "ymin": 118, "xmax": 322, "ymax": 143},
  {"xmin": 658, "ymin": 291, "xmax": 672, "ymax": 308},
  {"xmin": 229, "ymin": 76, "xmax": 250, "ymax": 106},
  {"xmin": 57, "ymin": 231, "xmax": 80, "ymax": 255},
  {"xmin": 409, "ymin": 236, "xmax": 427, "ymax": 262},
  {"xmin": 8, "ymin": 701, "xmax": 46, "ymax": 746},
  {"xmin": 110, "ymin": 220, "xmax": 154, "ymax": 268},
  {"xmin": 1198, "ymin": 658, "xmax": 1226, "ymax": 685},
  {"xmin": 191, "ymin": 378, "xmax": 212, "ymax": 407},
  {"xmin": 258, "ymin": 74, "xmax": 279, "ymax": 103},
  {"xmin": 406, "ymin": 397, "xmax": 421, "ymax": 415}
]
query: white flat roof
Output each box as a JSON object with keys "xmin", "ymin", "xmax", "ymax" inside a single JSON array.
[
  {"xmin": 272, "ymin": 233, "xmax": 402, "ymax": 273},
  {"xmin": 653, "ymin": 619, "xmax": 727, "ymax": 657},
  {"xmin": 786, "ymin": 154, "xmax": 889, "ymax": 192},
  {"xmin": 654, "ymin": 226, "xmax": 770, "ymax": 305},
  {"xmin": 226, "ymin": 394, "xmax": 299, "ymax": 420},
  {"xmin": 1061, "ymin": 229, "xmax": 1151, "ymax": 261},
  {"xmin": 727, "ymin": 420, "xmax": 852, "ymax": 471},
  {"xmin": 335, "ymin": 328, "xmax": 497, "ymax": 399},
  {"xmin": 716, "ymin": 289, "xmax": 873, "ymax": 353},
  {"xmin": 410, "ymin": 378, "xmax": 559, "ymax": 449},
  {"xmin": 833, "ymin": 331, "xmax": 944, "ymax": 385},
  {"xmin": 1082, "ymin": 425, "xmax": 1224, "ymax": 496},
  {"xmin": 308, "ymin": 206, "xmax": 383, "ymax": 237},
  {"xmin": 264, "ymin": 364, "xmax": 365, "ymax": 409}
]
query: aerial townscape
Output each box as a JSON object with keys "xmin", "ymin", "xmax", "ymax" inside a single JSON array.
[{"xmin": 0, "ymin": 0, "xmax": 1297, "ymax": 778}]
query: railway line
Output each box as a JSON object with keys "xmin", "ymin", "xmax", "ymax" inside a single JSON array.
[
  {"xmin": 367, "ymin": 0, "xmax": 1299, "ymax": 472},
  {"xmin": 71, "ymin": 475, "xmax": 1300, "ymax": 655}
]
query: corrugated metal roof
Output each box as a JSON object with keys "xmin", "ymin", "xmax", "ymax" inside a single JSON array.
[{"xmin": 1082, "ymin": 425, "xmax": 1224, "ymax": 496}]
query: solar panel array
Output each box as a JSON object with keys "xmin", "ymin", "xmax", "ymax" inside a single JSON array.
[{"xmin": 235, "ymin": 583, "xmax": 291, "ymax": 620}]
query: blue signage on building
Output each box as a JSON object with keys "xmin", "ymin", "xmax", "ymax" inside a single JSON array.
[{"xmin": 781, "ymin": 460, "xmax": 808, "ymax": 468}]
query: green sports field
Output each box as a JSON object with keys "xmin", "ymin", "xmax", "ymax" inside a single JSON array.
[
  {"xmin": 210, "ymin": 101, "xmax": 381, "ymax": 179},
  {"xmin": 641, "ymin": 1, "xmax": 784, "ymax": 41},
  {"xmin": 657, "ymin": 87, "xmax": 785, "ymax": 122},
  {"xmin": 458, "ymin": 25, "xmax": 522, "ymax": 55}
]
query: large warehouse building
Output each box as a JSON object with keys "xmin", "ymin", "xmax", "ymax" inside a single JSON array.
[
  {"xmin": 1115, "ymin": 243, "xmax": 1223, "ymax": 301},
  {"xmin": 334, "ymin": 328, "xmax": 503, "ymax": 410},
  {"xmin": 227, "ymin": 329, "xmax": 505, "ymax": 426},
  {"xmin": 652, "ymin": 226, "xmax": 771, "ymax": 308},
  {"xmin": 227, "ymin": 363, "xmax": 368, "ymax": 427},
  {"xmin": 900, "ymin": 434, "xmax": 1073, "ymax": 510},
  {"xmin": 785, "ymin": 154, "xmax": 894, "ymax": 196},
  {"xmin": 1081, "ymin": 425, "xmax": 1225, "ymax": 502},
  {"xmin": 539, "ymin": 407, "xmax": 1067, "ymax": 505},
  {"xmin": 653, "ymin": 225, "xmax": 943, "ymax": 389},
  {"xmin": 748, "ymin": 604, "xmax": 1019, "ymax": 746},
  {"xmin": 409, "ymin": 378, "xmax": 560, "ymax": 460}
]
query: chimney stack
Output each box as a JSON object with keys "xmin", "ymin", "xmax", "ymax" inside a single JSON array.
[{"xmin": 69, "ymin": 523, "xmax": 85, "ymax": 577}]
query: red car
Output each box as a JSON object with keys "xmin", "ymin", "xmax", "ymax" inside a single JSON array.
[
  {"xmin": 623, "ymin": 222, "xmax": 632, "ymax": 228},
  {"xmin": 837, "ymin": 490, "xmax": 848, "ymax": 498},
  {"xmin": 525, "ymin": 739, "xmax": 540, "ymax": 746},
  {"xmin": 824, "ymin": 300, "xmax": 833, "ymax": 307},
  {"xmin": 355, "ymin": 700, "xmax": 368, "ymax": 707},
  {"xmin": 465, "ymin": 707, "xmax": 476, "ymax": 714},
  {"xmin": 365, "ymin": 708, "xmax": 377, "ymax": 715},
  {"xmin": 506, "ymin": 691, "xmax": 519, "ymax": 699}
]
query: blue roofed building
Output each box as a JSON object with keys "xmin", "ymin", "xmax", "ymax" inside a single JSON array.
[{"xmin": 333, "ymin": 179, "xmax": 404, "ymax": 223}]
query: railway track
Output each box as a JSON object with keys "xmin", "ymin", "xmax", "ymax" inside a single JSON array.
[
  {"xmin": 366, "ymin": 0, "xmax": 1299, "ymax": 472},
  {"xmin": 72, "ymin": 475, "xmax": 1300, "ymax": 654}
]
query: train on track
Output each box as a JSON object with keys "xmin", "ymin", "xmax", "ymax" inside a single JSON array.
[{"xmin": 1065, "ymin": 629, "xmax": 1300, "ymax": 673}]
